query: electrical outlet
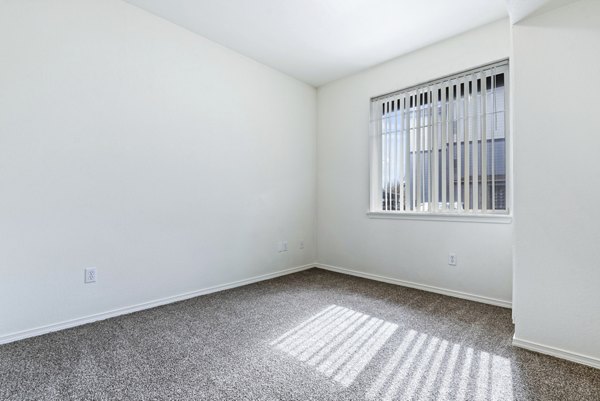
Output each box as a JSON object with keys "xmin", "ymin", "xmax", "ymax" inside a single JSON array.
[
  {"xmin": 278, "ymin": 240, "xmax": 289, "ymax": 252},
  {"xmin": 299, "ymin": 240, "xmax": 305, "ymax": 250},
  {"xmin": 448, "ymin": 253, "xmax": 457, "ymax": 266},
  {"xmin": 84, "ymin": 267, "xmax": 97, "ymax": 283}
]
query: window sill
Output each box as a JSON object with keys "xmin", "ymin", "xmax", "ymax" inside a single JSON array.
[{"xmin": 366, "ymin": 211, "xmax": 512, "ymax": 224}]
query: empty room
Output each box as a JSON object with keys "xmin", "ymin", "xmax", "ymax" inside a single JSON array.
[{"xmin": 1, "ymin": 0, "xmax": 599, "ymax": 400}]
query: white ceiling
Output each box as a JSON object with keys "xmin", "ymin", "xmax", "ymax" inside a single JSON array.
[
  {"xmin": 123, "ymin": 0, "xmax": 572, "ymax": 87},
  {"xmin": 505, "ymin": 0, "xmax": 579, "ymax": 23}
]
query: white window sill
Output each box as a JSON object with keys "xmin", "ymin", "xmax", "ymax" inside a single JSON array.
[{"xmin": 366, "ymin": 211, "xmax": 512, "ymax": 224}]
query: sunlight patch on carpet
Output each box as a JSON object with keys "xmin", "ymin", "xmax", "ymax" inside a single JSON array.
[
  {"xmin": 271, "ymin": 305, "xmax": 397, "ymax": 387},
  {"xmin": 272, "ymin": 305, "xmax": 514, "ymax": 400}
]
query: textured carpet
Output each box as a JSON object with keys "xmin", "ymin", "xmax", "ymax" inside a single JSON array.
[{"xmin": 1, "ymin": 268, "xmax": 598, "ymax": 401}]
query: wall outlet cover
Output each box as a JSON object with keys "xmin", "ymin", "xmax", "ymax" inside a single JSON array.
[
  {"xmin": 448, "ymin": 253, "xmax": 457, "ymax": 266},
  {"xmin": 84, "ymin": 267, "xmax": 97, "ymax": 283}
]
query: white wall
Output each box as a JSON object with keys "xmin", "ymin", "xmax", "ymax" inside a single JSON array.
[
  {"xmin": 317, "ymin": 19, "xmax": 513, "ymax": 304},
  {"xmin": 0, "ymin": 0, "xmax": 316, "ymax": 339},
  {"xmin": 512, "ymin": 0, "xmax": 600, "ymax": 362}
]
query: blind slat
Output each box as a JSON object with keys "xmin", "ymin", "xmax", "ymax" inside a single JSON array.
[
  {"xmin": 441, "ymin": 84, "xmax": 447, "ymax": 211},
  {"xmin": 464, "ymin": 75, "xmax": 471, "ymax": 211},
  {"xmin": 449, "ymin": 81, "xmax": 455, "ymax": 210},
  {"xmin": 382, "ymin": 102, "xmax": 387, "ymax": 211},
  {"xmin": 399, "ymin": 96, "xmax": 405, "ymax": 211},
  {"xmin": 415, "ymin": 89, "xmax": 422, "ymax": 211},
  {"xmin": 405, "ymin": 95, "xmax": 411, "ymax": 211},
  {"xmin": 393, "ymin": 99, "xmax": 398, "ymax": 211},
  {"xmin": 456, "ymin": 77, "xmax": 463, "ymax": 210},
  {"xmin": 491, "ymin": 67, "xmax": 496, "ymax": 211},
  {"xmin": 481, "ymin": 71, "xmax": 488, "ymax": 212},
  {"xmin": 472, "ymin": 75, "xmax": 479, "ymax": 211},
  {"xmin": 432, "ymin": 85, "xmax": 438, "ymax": 212},
  {"xmin": 386, "ymin": 102, "xmax": 392, "ymax": 210}
]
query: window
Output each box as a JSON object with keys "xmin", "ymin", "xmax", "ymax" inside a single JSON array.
[{"xmin": 369, "ymin": 60, "xmax": 509, "ymax": 218}]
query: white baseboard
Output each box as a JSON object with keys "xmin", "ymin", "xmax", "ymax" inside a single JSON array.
[
  {"xmin": 0, "ymin": 264, "xmax": 315, "ymax": 345},
  {"xmin": 5, "ymin": 261, "xmax": 597, "ymax": 372},
  {"xmin": 513, "ymin": 336, "xmax": 600, "ymax": 370},
  {"xmin": 315, "ymin": 263, "xmax": 512, "ymax": 309}
]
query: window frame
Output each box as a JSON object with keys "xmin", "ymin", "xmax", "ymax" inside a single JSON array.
[{"xmin": 367, "ymin": 59, "xmax": 511, "ymax": 223}]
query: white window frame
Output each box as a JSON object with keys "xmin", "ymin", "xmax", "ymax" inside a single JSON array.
[{"xmin": 367, "ymin": 60, "xmax": 511, "ymax": 223}]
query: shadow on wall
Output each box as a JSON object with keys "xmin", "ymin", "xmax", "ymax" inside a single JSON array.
[
  {"xmin": 271, "ymin": 305, "xmax": 514, "ymax": 401},
  {"xmin": 515, "ymin": 0, "xmax": 599, "ymax": 31}
]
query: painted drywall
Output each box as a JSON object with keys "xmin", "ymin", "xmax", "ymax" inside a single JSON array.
[
  {"xmin": 512, "ymin": 0, "xmax": 600, "ymax": 361},
  {"xmin": 317, "ymin": 19, "xmax": 513, "ymax": 304},
  {"xmin": 0, "ymin": 0, "xmax": 317, "ymax": 339}
]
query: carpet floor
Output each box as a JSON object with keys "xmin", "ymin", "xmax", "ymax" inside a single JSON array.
[{"xmin": 1, "ymin": 268, "xmax": 598, "ymax": 400}]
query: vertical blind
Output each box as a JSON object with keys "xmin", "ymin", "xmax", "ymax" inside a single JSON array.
[{"xmin": 369, "ymin": 61, "xmax": 509, "ymax": 214}]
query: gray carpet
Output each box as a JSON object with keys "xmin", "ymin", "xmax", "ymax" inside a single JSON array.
[{"xmin": 0, "ymin": 268, "xmax": 598, "ymax": 401}]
